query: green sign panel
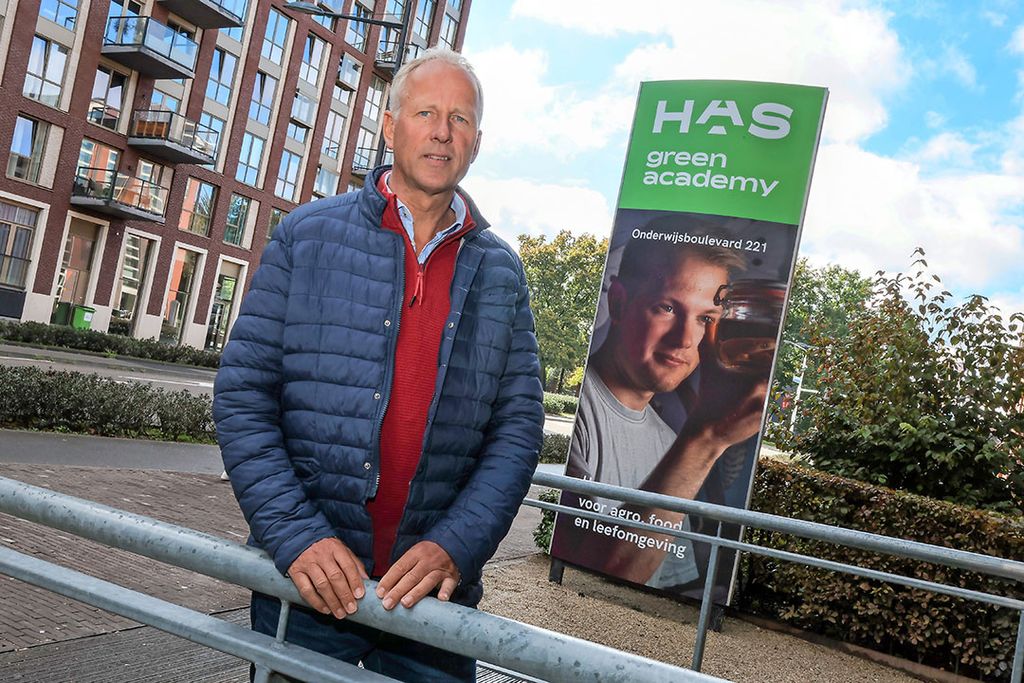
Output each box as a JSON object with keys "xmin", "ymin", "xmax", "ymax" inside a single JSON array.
[{"xmin": 619, "ymin": 80, "xmax": 826, "ymax": 224}]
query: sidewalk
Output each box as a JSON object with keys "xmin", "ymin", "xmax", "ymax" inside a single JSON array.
[{"xmin": 0, "ymin": 459, "xmax": 920, "ymax": 681}]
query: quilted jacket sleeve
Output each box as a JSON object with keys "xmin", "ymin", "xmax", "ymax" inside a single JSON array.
[
  {"xmin": 213, "ymin": 224, "xmax": 337, "ymax": 575},
  {"xmin": 421, "ymin": 258, "xmax": 545, "ymax": 583}
]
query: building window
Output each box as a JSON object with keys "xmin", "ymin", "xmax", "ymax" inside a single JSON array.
[
  {"xmin": 344, "ymin": 4, "xmax": 370, "ymax": 51},
  {"xmin": 322, "ymin": 110, "xmax": 347, "ymax": 159},
  {"xmin": 40, "ymin": 0, "xmax": 78, "ymax": 30},
  {"xmin": 449, "ymin": 0, "xmax": 463, "ymax": 11},
  {"xmin": 313, "ymin": 166, "xmax": 338, "ymax": 198},
  {"xmin": 378, "ymin": 0, "xmax": 403, "ymax": 59},
  {"xmin": 312, "ymin": 11, "xmax": 335, "ymax": 32},
  {"xmin": 364, "ymin": 76, "xmax": 386, "ymax": 122},
  {"xmin": 110, "ymin": 233, "xmax": 154, "ymax": 335},
  {"xmin": 286, "ymin": 122, "xmax": 309, "ymax": 145},
  {"xmin": 206, "ymin": 48, "xmax": 238, "ymax": 106},
  {"xmin": 179, "ymin": 177, "xmax": 217, "ymax": 236},
  {"xmin": 262, "ymin": 8, "xmax": 290, "ymax": 64},
  {"xmin": 267, "ymin": 207, "xmax": 287, "ymax": 238},
  {"xmin": 78, "ymin": 138, "xmax": 120, "ymax": 177},
  {"xmin": 8, "ymin": 116, "xmax": 48, "ymax": 184},
  {"xmin": 275, "ymin": 150, "xmax": 301, "ymax": 202},
  {"xmin": 439, "ymin": 13, "xmax": 458, "ymax": 49},
  {"xmin": 0, "ymin": 202, "xmax": 39, "ymax": 290},
  {"xmin": 162, "ymin": 247, "xmax": 200, "ymax": 344},
  {"xmin": 298, "ymin": 34, "xmax": 327, "ymax": 87},
  {"xmin": 414, "ymin": 0, "xmax": 435, "ymax": 41},
  {"xmin": 224, "ymin": 193, "xmax": 250, "ymax": 246},
  {"xmin": 25, "ymin": 36, "xmax": 69, "ymax": 107},
  {"xmin": 249, "ymin": 71, "xmax": 277, "ymax": 126},
  {"xmin": 198, "ymin": 112, "xmax": 226, "ymax": 167},
  {"xmin": 150, "ymin": 87, "xmax": 181, "ymax": 113},
  {"xmin": 236, "ymin": 132, "xmax": 264, "ymax": 186},
  {"xmin": 88, "ymin": 66, "xmax": 128, "ymax": 130}
]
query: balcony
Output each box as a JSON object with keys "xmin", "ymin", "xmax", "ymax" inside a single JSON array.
[
  {"xmin": 156, "ymin": 0, "xmax": 243, "ymax": 29},
  {"xmin": 102, "ymin": 16, "xmax": 198, "ymax": 80},
  {"xmin": 127, "ymin": 110, "xmax": 218, "ymax": 165},
  {"xmin": 375, "ymin": 42, "xmax": 422, "ymax": 71},
  {"xmin": 351, "ymin": 146, "xmax": 375, "ymax": 176},
  {"xmin": 71, "ymin": 168, "xmax": 167, "ymax": 223}
]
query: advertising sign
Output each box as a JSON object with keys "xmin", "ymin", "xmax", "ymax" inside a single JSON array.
[{"xmin": 549, "ymin": 80, "xmax": 827, "ymax": 604}]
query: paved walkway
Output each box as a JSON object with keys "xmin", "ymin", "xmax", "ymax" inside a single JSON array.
[{"xmin": 0, "ymin": 433, "xmax": 925, "ymax": 682}]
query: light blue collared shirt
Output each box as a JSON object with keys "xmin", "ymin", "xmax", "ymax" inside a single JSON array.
[{"xmin": 384, "ymin": 171, "xmax": 467, "ymax": 265}]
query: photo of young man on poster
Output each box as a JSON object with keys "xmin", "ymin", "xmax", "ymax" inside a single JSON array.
[{"xmin": 551, "ymin": 210, "xmax": 796, "ymax": 597}]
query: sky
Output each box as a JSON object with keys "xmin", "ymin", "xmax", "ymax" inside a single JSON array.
[{"xmin": 457, "ymin": 0, "xmax": 1024, "ymax": 315}]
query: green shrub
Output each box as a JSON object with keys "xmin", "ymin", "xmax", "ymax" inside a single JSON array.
[
  {"xmin": 0, "ymin": 321, "xmax": 221, "ymax": 368},
  {"xmin": 742, "ymin": 458, "xmax": 1024, "ymax": 680},
  {"xmin": 532, "ymin": 488, "xmax": 560, "ymax": 552},
  {"xmin": 542, "ymin": 392, "xmax": 577, "ymax": 415},
  {"xmin": 540, "ymin": 432, "xmax": 570, "ymax": 464},
  {"xmin": 0, "ymin": 366, "xmax": 214, "ymax": 442}
]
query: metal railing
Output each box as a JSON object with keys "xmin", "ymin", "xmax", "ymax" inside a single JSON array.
[
  {"xmin": 72, "ymin": 167, "xmax": 168, "ymax": 216},
  {"xmin": 104, "ymin": 16, "xmax": 199, "ymax": 72},
  {"xmin": 0, "ymin": 477, "xmax": 715, "ymax": 683},
  {"xmin": 351, "ymin": 146, "xmax": 376, "ymax": 174},
  {"xmin": 529, "ymin": 471, "xmax": 1024, "ymax": 681},
  {"xmin": 129, "ymin": 109, "xmax": 220, "ymax": 158}
]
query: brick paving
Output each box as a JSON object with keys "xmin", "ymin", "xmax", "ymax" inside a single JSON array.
[{"xmin": 0, "ymin": 463, "xmax": 251, "ymax": 652}]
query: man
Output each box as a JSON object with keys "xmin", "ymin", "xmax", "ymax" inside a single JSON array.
[
  {"xmin": 213, "ymin": 48, "xmax": 544, "ymax": 682},
  {"xmin": 552, "ymin": 225, "xmax": 766, "ymax": 587}
]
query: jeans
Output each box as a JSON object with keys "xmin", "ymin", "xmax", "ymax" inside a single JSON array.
[{"xmin": 249, "ymin": 591, "xmax": 476, "ymax": 683}]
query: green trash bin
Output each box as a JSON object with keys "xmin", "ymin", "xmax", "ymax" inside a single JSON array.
[
  {"xmin": 70, "ymin": 305, "xmax": 95, "ymax": 331},
  {"xmin": 51, "ymin": 301, "xmax": 72, "ymax": 326}
]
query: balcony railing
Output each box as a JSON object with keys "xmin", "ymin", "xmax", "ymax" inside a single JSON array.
[
  {"xmin": 102, "ymin": 16, "xmax": 198, "ymax": 79},
  {"xmin": 351, "ymin": 146, "xmax": 375, "ymax": 175},
  {"xmin": 71, "ymin": 167, "xmax": 167, "ymax": 222},
  {"xmin": 375, "ymin": 42, "xmax": 422, "ymax": 71},
  {"xmin": 127, "ymin": 110, "xmax": 218, "ymax": 165},
  {"xmin": 156, "ymin": 0, "xmax": 244, "ymax": 29}
]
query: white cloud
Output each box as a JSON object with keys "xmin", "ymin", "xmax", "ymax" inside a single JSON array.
[
  {"xmin": 939, "ymin": 44, "xmax": 978, "ymax": 88},
  {"xmin": 907, "ymin": 131, "xmax": 979, "ymax": 167},
  {"xmin": 1009, "ymin": 24, "xmax": 1024, "ymax": 53},
  {"xmin": 802, "ymin": 143, "xmax": 1024, "ymax": 292},
  {"xmin": 511, "ymin": 0, "xmax": 911, "ymax": 144},
  {"xmin": 461, "ymin": 175, "xmax": 615, "ymax": 246},
  {"xmin": 466, "ymin": 44, "xmax": 634, "ymax": 158},
  {"xmin": 924, "ymin": 110, "xmax": 946, "ymax": 128},
  {"xmin": 982, "ymin": 10, "xmax": 1007, "ymax": 28}
]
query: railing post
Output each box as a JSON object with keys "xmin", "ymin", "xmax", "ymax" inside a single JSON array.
[
  {"xmin": 692, "ymin": 521, "xmax": 723, "ymax": 672},
  {"xmin": 1012, "ymin": 609, "xmax": 1024, "ymax": 683}
]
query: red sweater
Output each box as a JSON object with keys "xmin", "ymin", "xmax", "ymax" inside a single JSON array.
[{"xmin": 366, "ymin": 183, "xmax": 474, "ymax": 576}]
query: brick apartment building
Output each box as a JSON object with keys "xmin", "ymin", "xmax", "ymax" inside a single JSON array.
[{"xmin": 0, "ymin": 0, "xmax": 471, "ymax": 349}]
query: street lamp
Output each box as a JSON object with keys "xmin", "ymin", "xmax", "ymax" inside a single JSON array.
[{"xmin": 283, "ymin": 1, "xmax": 415, "ymax": 166}]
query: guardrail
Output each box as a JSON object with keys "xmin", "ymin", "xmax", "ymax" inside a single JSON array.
[
  {"xmin": 0, "ymin": 476, "xmax": 718, "ymax": 683},
  {"xmin": 529, "ymin": 471, "xmax": 1024, "ymax": 681}
]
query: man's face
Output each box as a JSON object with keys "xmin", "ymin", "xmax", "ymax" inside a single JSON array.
[
  {"xmin": 383, "ymin": 61, "xmax": 481, "ymax": 198},
  {"xmin": 609, "ymin": 256, "xmax": 728, "ymax": 395}
]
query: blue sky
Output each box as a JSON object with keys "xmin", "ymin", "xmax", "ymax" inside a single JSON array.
[{"xmin": 457, "ymin": 0, "xmax": 1024, "ymax": 314}]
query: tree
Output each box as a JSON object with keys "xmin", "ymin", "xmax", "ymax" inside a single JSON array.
[
  {"xmin": 518, "ymin": 231, "xmax": 608, "ymax": 393},
  {"xmin": 776, "ymin": 250, "xmax": 1024, "ymax": 513},
  {"xmin": 773, "ymin": 258, "xmax": 872, "ymax": 392}
]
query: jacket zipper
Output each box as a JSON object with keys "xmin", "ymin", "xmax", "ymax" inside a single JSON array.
[{"xmin": 368, "ymin": 230, "xmax": 405, "ymax": 499}]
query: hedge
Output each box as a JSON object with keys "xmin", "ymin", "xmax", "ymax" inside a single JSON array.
[
  {"xmin": 0, "ymin": 321, "xmax": 221, "ymax": 368},
  {"xmin": 543, "ymin": 392, "xmax": 577, "ymax": 415},
  {"xmin": 531, "ymin": 457, "xmax": 1023, "ymax": 679},
  {"xmin": 540, "ymin": 432, "xmax": 570, "ymax": 464},
  {"xmin": 743, "ymin": 459, "xmax": 1023, "ymax": 680},
  {"xmin": 0, "ymin": 366, "xmax": 215, "ymax": 442}
]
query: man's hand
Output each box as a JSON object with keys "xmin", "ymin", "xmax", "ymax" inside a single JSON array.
[
  {"xmin": 287, "ymin": 537, "xmax": 368, "ymax": 619},
  {"xmin": 375, "ymin": 541, "xmax": 460, "ymax": 610}
]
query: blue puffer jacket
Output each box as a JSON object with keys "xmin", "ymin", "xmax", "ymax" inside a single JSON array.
[{"xmin": 213, "ymin": 167, "xmax": 544, "ymax": 606}]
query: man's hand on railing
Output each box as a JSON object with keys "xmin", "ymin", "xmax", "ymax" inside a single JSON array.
[
  {"xmin": 375, "ymin": 540, "xmax": 460, "ymax": 610},
  {"xmin": 287, "ymin": 537, "xmax": 368, "ymax": 620}
]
